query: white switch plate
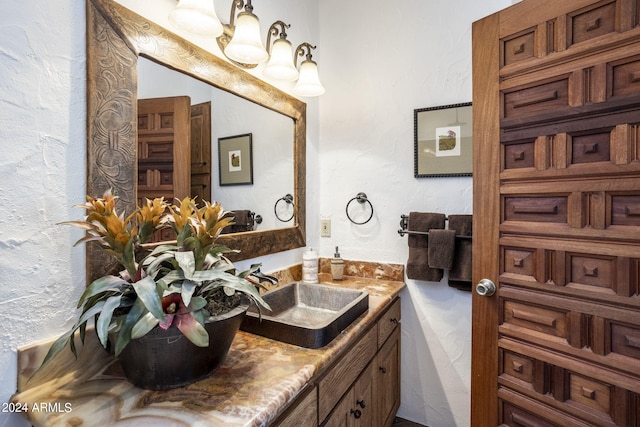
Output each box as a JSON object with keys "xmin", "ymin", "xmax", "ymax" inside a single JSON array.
[{"xmin": 320, "ymin": 219, "xmax": 331, "ymax": 237}]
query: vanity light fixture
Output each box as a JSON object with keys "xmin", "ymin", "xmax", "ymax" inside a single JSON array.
[
  {"xmin": 262, "ymin": 21, "xmax": 299, "ymax": 81},
  {"xmin": 169, "ymin": 0, "xmax": 268, "ymax": 65},
  {"xmin": 168, "ymin": 0, "xmax": 224, "ymax": 37},
  {"xmin": 293, "ymin": 43, "xmax": 325, "ymax": 97},
  {"xmin": 220, "ymin": 0, "xmax": 268, "ymax": 65},
  {"xmin": 168, "ymin": 0, "xmax": 325, "ymax": 96}
]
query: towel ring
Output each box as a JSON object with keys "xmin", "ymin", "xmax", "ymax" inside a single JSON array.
[
  {"xmin": 274, "ymin": 194, "xmax": 295, "ymax": 222},
  {"xmin": 346, "ymin": 192, "xmax": 374, "ymax": 225}
]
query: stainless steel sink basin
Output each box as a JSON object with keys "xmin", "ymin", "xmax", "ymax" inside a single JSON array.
[{"xmin": 240, "ymin": 282, "xmax": 369, "ymax": 348}]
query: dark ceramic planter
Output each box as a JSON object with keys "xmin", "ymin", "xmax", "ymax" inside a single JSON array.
[{"xmin": 116, "ymin": 304, "xmax": 248, "ymax": 390}]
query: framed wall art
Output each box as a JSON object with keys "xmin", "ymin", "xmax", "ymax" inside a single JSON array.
[
  {"xmin": 414, "ymin": 102, "xmax": 472, "ymax": 177},
  {"xmin": 218, "ymin": 133, "xmax": 253, "ymax": 186}
]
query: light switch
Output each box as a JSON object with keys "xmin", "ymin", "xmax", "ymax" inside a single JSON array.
[{"xmin": 321, "ymin": 219, "xmax": 331, "ymax": 237}]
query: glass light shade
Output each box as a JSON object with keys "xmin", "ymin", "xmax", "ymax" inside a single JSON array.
[
  {"xmin": 293, "ymin": 60, "xmax": 325, "ymax": 97},
  {"xmin": 263, "ymin": 38, "xmax": 299, "ymax": 81},
  {"xmin": 224, "ymin": 12, "xmax": 268, "ymax": 64},
  {"xmin": 168, "ymin": 0, "xmax": 223, "ymax": 37}
]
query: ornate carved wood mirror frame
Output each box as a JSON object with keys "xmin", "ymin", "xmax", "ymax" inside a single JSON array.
[{"xmin": 86, "ymin": 0, "xmax": 306, "ymax": 280}]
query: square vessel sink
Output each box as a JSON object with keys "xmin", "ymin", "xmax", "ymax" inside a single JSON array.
[{"xmin": 240, "ymin": 282, "xmax": 369, "ymax": 349}]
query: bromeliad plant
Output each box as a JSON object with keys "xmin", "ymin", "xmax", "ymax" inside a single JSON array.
[{"xmin": 40, "ymin": 190, "xmax": 269, "ymax": 369}]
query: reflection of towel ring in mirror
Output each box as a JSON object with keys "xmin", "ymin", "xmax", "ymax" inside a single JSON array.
[
  {"xmin": 274, "ymin": 194, "xmax": 295, "ymax": 222},
  {"xmin": 346, "ymin": 192, "xmax": 374, "ymax": 225}
]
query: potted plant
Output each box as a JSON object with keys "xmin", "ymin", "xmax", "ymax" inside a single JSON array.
[{"xmin": 38, "ymin": 190, "xmax": 270, "ymax": 390}]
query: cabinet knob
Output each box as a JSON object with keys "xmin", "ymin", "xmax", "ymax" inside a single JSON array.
[
  {"xmin": 379, "ymin": 366, "xmax": 387, "ymax": 374},
  {"xmin": 350, "ymin": 409, "xmax": 362, "ymax": 419},
  {"xmin": 357, "ymin": 399, "xmax": 366, "ymax": 408},
  {"xmin": 390, "ymin": 318, "xmax": 399, "ymax": 324}
]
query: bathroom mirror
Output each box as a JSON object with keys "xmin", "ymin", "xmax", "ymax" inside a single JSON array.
[
  {"xmin": 86, "ymin": 0, "xmax": 306, "ymax": 280},
  {"xmin": 138, "ymin": 57, "xmax": 295, "ymax": 231}
]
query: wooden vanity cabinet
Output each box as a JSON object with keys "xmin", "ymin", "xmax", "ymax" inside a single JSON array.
[
  {"xmin": 319, "ymin": 297, "xmax": 402, "ymax": 427},
  {"xmin": 376, "ymin": 326, "xmax": 400, "ymax": 427},
  {"xmin": 323, "ymin": 361, "xmax": 376, "ymax": 427},
  {"xmin": 273, "ymin": 385, "xmax": 318, "ymax": 427},
  {"xmin": 271, "ymin": 297, "xmax": 401, "ymax": 427}
]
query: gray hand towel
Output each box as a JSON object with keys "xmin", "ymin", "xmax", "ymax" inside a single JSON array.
[
  {"xmin": 406, "ymin": 212, "xmax": 446, "ymax": 281},
  {"xmin": 447, "ymin": 215, "xmax": 473, "ymax": 291},
  {"xmin": 427, "ymin": 229, "xmax": 456, "ymax": 269}
]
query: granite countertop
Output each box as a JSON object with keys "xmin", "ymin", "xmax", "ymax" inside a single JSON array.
[{"xmin": 12, "ymin": 270, "xmax": 405, "ymax": 427}]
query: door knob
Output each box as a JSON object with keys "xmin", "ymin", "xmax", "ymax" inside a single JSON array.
[{"xmin": 476, "ymin": 279, "xmax": 496, "ymax": 297}]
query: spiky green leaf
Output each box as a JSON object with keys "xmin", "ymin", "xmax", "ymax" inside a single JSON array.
[
  {"xmin": 34, "ymin": 329, "xmax": 76, "ymax": 376},
  {"xmin": 175, "ymin": 251, "xmax": 196, "ymax": 278},
  {"xmin": 131, "ymin": 312, "xmax": 159, "ymax": 339},
  {"xmin": 132, "ymin": 276, "xmax": 164, "ymax": 321},
  {"xmin": 77, "ymin": 275, "xmax": 128, "ymax": 308},
  {"xmin": 175, "ymin": 313, "xmax": 208, "ymax": 347},
  {"xmin": 114, "ymin": 299, "xmax": 146, "ymax": 356},
  {"xmin": 181, "ymin": 279, "xmax": 196, "ymax": 307},
  {"xmin": 96, "ymin": 295, "xmax": 122, "ymax": 348},
  {"xmin": 188, "ymin": 296, "xmax": 207, "ymax": 312},
  {"xmin": 143, "ymin": 251, "xmax": 177, "ymax": 277},
  {"xmin": 192, "ymin": 308, "xmax": 206, "ymax": 326},
  {"xmin": 156, "ymin": 270, "xmax": 185, "ymax": 288}
]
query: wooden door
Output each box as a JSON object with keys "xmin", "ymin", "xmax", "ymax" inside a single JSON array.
[
  {"xmin": 472, "ymin": 0, "xmax": 640, "ymax": 425},
  {"xmin": 190, "ymin": 101, "xmax": 212, "ymax": 204},
  {"xmin": 137, "ymin": 96, "xmax": 191, "ymax": 205}
]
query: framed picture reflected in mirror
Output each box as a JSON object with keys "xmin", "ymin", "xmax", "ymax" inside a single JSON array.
[{"xmin": 219, "ymin": 133, "xmax": 253, "ymax": 186}]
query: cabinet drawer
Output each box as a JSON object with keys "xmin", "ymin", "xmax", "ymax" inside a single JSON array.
[
  {"xmin": 318, "ymin": 326, "xmax": 377, "ymax": 422},
  {"xmin": 273, "ymin": 386, "xmax": 317, "ymax": 427},
  {"xmin": 378, "ymin": 298, "xmax": 401, "ymax": 348}
]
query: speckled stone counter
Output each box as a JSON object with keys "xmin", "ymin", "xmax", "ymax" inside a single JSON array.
[{"xmin": 12, "ymin": 264, "xmax": 405, "ymax": 427}]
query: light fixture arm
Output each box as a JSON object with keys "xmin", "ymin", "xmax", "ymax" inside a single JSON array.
[
  {"xmin": 228, "ymin": 0, "xmax": 245, "ymax": 29},
  {"xmin": 266, "ymin": 21, "xmax": 291, "ymax": 55},
  {"xmin": 294, "ymin": 42, "xmax": 317, "ymax": 67}
]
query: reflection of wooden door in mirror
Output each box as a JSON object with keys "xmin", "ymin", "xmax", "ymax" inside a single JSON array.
[
  {"xmin": 138, "ymin": 96, "xmax": 191, "ymax": 202},
  {"xmin": 138, "ymin": 96, "xmax": 191, "ymax": 240},
  {"xmin": 190, "ymin": 102, "xmax": 212, "ymax": 205}
]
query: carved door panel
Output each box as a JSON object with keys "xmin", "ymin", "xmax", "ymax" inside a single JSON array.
[
  {"xmin": 137, "ymin": 96, "xmax": 191, "ymax": 206},
  {"xmin": 138, "ymin": 96, "xmax": 191, "ymax": 241},
  {"xmin": 472, "ymin": 0, "xmax": 640, "ymax": 425},
  {"xmin": 190, "ymin": 101, "xmax": 211, "ymax": 204}
]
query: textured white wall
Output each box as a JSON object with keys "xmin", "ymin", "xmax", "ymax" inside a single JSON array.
[
  {"xmin": 316, "ymin": 1, "xmax": 511, "ymax": 426},
  {"xmin": 0, "ymin": 1, "xmax": 87, "ymax": 426},
  {"xmin": 0, "ymin": 0, "xmax": 516, "ymax": 426}
]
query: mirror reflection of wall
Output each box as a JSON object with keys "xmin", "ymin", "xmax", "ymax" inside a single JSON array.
[{"xmin": 138, "ymin": 57, "xmax": 295, "ymax": 231}]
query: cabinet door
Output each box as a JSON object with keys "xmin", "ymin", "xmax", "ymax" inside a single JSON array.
[
  {"xmin": 324, "ymin": 362, "xmax": 376, "ymax": 427},
  {"xmin": 273, "ymin": 386, "xmax": 317, "ymax": 427},
  {"xmin": 353, "ymin": 362, "xmax": 375, "ymax": 427},
  {"xmin": 377, "ymin": 327, "xmax": 400, "ymax": 427},
  {"xmin": 318, "ymin": 327, "xmax": 377, "ymax": 421},
  {"xmin": 323, "ymin": 388, "xmax": 354, "ymax": 427}
]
